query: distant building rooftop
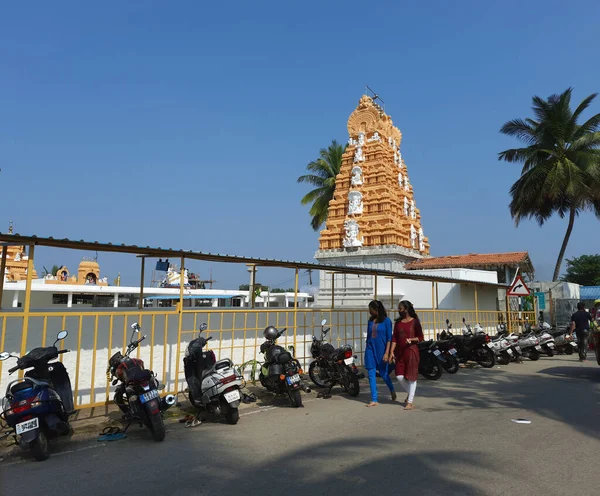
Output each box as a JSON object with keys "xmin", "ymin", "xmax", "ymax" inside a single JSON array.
[{"xmin": 405, "ymin": 252, "xmax": 534, "ymax": 283}]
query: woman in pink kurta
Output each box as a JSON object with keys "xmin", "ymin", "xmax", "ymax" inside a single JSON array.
[{"xmin": 390, "ymin": 300, "xmax": 423, "ymax": 410}]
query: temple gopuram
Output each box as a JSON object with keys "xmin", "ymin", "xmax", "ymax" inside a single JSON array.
[{"xmin": 314, "ymin": 95, "xmax": 430, "ymax": 306}]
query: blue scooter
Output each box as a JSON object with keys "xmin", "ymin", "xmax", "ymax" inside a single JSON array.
[{"xmin": 0, "ymin": 330, "xmax": 74, "ymax": 461}]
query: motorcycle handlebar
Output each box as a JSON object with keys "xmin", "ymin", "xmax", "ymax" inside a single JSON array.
[
  {"xmin": 8, "ymin": 365, "xmax": 19, "ymax": 374},
  {"xmin": 206, "ymin": 336, "xmax": 213, "ymax": 342}
]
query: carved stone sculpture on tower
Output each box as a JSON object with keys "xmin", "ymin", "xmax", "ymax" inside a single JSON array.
[
  {"xmin": 411, "ymin": 199, "xmax": 416, "ymax": 219},
  {"xmin": 343, "ymin": 220, "xmax": 363, "ymax": 248},
  {"xmin": 398, "ymin": 172, "xmax": 403, "ymax": 189},
  {"xmin": 348, "ymin": 191, "xmax": 363, "ymax": 215},
  {"xmin": 418, "ymin": 227, "xmax": 425, "ymax": 252},
  {"xmin": 404, "ymin": 176, "xmax": 410, "ymax": 191},
  {"xmin": 410, "ymin": 224, "xmax": 417, "ymax": 249},
  {"xmin": 404, "ymin": 197, "xmax": 409, "ymax": 216},
  {"xmin": 351, "ymin": 166, "xmax": 363, "ymax": 186}
]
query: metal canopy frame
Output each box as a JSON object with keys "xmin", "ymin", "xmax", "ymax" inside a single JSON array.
[{"xmin": 0, "ymin": 232, "xmax": 508, "ymax": 289}]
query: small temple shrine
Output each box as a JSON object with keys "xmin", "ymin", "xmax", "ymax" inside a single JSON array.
[{"xmin": 2, "ymin": 222, "xmax": 108, "ymax": 286}]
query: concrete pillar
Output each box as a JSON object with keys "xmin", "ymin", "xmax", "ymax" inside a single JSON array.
[
  {"xmin": 114, "ymin": 294, "xmax": 119, "ymax": 308},
  {"xmin": 12, "ymin": 291, "xmax": 19, "ymax": 308},
  {"xmin": 212, "ymin": 298, "xmax": 219, "ymax": 307},
  {"xmin": 67, "ymin": 292, "xmax": 73, "ymax": 308}
]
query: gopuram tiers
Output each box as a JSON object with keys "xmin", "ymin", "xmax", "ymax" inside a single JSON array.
[{"xmin": 317, "ymin": 95, "xmax": 429, "ymax": 259}]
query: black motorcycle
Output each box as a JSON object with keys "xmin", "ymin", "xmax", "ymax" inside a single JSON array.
[
  {"xmin": 417, "ymin": 340, "xmax": 446, "ymax": 380},
  {"xmin": 108, "ymin": 323, "xmax": 176, "ymax": 441},
  {"xmin": 438, "ymin": 318, "xmax": 495, "ymax": 368},
  {"xmin": 0, "ymin": 330, "xmax": 74, "ymax": 461},
  {"xmin": 308, "ymin": 319, "xmax": 360, "ymax": 397},
  {"xmin": 258, "ymin": 326, "xmax": 310, "ymax": 407}
]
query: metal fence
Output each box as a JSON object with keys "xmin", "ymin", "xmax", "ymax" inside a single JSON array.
[{"xmin": 0, "ymin": 307, "xmax": 535, "ymax": 411}]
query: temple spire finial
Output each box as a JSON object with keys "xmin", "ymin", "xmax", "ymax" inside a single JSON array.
[{"xmin": 8, "ymin": 220, "xmax": 13, "ymax": 234}]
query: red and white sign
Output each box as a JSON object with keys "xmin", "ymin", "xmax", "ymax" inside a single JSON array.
[{"xmin": 507, "ymin": 275, "xmax": 530, "ymax": 297}]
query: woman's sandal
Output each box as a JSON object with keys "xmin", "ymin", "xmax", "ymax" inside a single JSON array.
[{"xmin": 404, "ymin": 403, "xmax": 414, "ymax": 410}]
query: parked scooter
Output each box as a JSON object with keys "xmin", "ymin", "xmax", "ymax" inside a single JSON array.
[
  {"xmin": 184, "ymin": 323, "xmax": 243, "ymax": 424},
  {"xmin": 308, "ymin": 319, "xmax": 360, "ymax": 396},
  {"xmin": 436, "ymin": 321, "xmax": 460, "ymax": 374},
  {"xmin": 525, "ymin": 317, "xmax": 556, "ymax": 356},
  {"xmin": 0, "ymin": 330, "xmax": 74, "ymax": 461},
  {"xmin": 550, "ymin": 327, "xmax": 577, "ymax": 355},
  {"xmin": 515, "ymin": 330, "xmax": 541, "ymax": 361},
  {"xmin": 259, "ymin": 326, "xmax": 310, "ymax": 407},
  {"xmin": 108, "ymin": 323, "xmax": 175, "ymax": 441}
]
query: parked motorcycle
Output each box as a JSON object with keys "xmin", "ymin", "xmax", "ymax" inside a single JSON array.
[
  {"xmin": 259, "ymin": 326, "xmax": 310, "ymax": 407},
  {"xmin": 108, "ymin": 323, "xmax": 175, "ymax": 441},
  {"xmin": 184, "ymin": 323, "xmax": 243, "ymax": 424},
  {"xmin": 550, "ymin": 327, "xmax": 577, "ymax": 355},
  {"xmin": 435, "ymin": 321, "xmax": 460, "ymax": 374},
  {"xmin": 417, "ymin": 340, "xmax": 446, "ymax": 380},
  {"xmin": 309, "ymin": 319, "xmax": 360, "ymax": 396},
  {"xmin": 515, "ymin": 330, "xmax": 541, "ymax": 361},
  {"xmin": 439, "ymin": 318, "xmax": 496, "ymax": 368},
  {"xmin": 0, "ymin": 330, "xmax": 74, "ymax": 461}
]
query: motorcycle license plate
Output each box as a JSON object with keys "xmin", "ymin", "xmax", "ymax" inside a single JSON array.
[
  {"xmin": 224, "ymin": 389, "xmax": 241, "ymax": 403},
  {"xmin": 344, "ymin": 357, "xmax": 354, "ymax": 365},
  {"xmin": 140, "ymin": 389, "xmax": 159, "ymax": 404},
  {"xmin": 535, "ymin": 345, "xmax": 543, "ymax": 351},
  {"xmin": 16, "ymin": 417, "xmax": 39, "ymax": 435},
  {"xmin": 286, "ymin": 374, "xmax": 300, "ymax": 385},
  {"xmin": 515, "ymin": 346, "xmax": 521, "ymax": 352},
  {"xmin": 507, "ymin": 349, "xmax": 513, "ymax": 355},
  {"xmin": 570, "ymin": 342, "xmax": 578, "ymax": 347},
  {"xmin": 548, "ymin": 343, "xmax": 555, "ymax": 348},
  {"xmin": 449, "ymin": 348, "xmax": 457, "ymax": 355},
  {"xmin": 433, "ymin": 350, "xmax": 441, "ymax": 356}
]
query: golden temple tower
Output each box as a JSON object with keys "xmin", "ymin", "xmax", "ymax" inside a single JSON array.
[{"xmin": 317, "ymin": 95, "xmax": 429, "ymax": 256}]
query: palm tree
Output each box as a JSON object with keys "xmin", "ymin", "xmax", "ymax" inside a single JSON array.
[
  {"xmin": 499, "ymin": 88, "xmax": 600, "ymax": 281},
  {"xmin": 297, "ymin": 140, "xmax": 346, "ymax": 231}
]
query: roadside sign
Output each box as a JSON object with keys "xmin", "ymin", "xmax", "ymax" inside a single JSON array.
[
  {"xmin": 508, "ymin": 275, "xmax": 530, "ymax": 296},
  {"xmin": 534, "ymin": 292, "xmax": 546, "ymax": 310}
]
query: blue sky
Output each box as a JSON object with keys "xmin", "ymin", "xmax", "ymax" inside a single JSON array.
[{"xmin": 1, "ymin": 1, "xmax": 600, "ymax": 289}]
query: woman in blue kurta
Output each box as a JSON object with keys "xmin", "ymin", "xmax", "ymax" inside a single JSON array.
[{"xmin": 364, "ymin": 300, "xmax": 396, "ymax": 407}]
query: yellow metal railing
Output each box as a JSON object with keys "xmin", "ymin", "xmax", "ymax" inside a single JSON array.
[{"xmin": 0, "ymin": 308, "xmax": 536, "ymax": 411}]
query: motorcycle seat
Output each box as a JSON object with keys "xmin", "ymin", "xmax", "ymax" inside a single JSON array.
[
  {"xmin": 320, "ymin": 343, "xmax": 335, "ymax": 359},
  {"xmin": 274, "ymin": 352, "xmax": 292, "ymax": 364},
  {"xmin": 10, "ymin": 380, "xmax": 38, "ymax": 395},
  {"xmin": 200, "ymin": 359, "xmax": 233, "ymax": 380},
  {"xmin": 126, "ymin": 368, "xmax": 152, "ymax": 383}
]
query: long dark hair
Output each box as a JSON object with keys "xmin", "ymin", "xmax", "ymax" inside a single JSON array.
[
  {"xmin": 368, "ymin": 300, "xmax": 387, "ymax": 323},
  {"xmin": 396, "ymin": 300, "xmax": 418, "ymax": 322}
]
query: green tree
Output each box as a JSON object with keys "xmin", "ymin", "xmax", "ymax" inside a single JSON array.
[
  {"xmin": 498, "ymin": 88, "xmax": 600, "ymax": 281},
  {"xmin": 297, "ymin": 140, "xmax": 346, "ymax": 231},
  {"xmin": 562, "ymin": 254, "xmax": 600, "ymax": 286}
]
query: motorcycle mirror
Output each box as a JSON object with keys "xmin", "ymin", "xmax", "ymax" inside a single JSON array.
[
  {"xmin": 462, "ymin": 318, "xmax": 466, "ymax": 323},
  {"xmin": 130, "ymin": 323, "xmax": 140, "ymax": 332},
  {"xmin": 0, "ymin": 352, "xmax": 10, "ymax": 361},
  {"xmin": 199, "ymin": 323, "xmax": 208, "ymax": 332},
  {"xmin": 321, "ymin": 319, "xmax": 327, "ymax": 326},
  {"xmin": 112, "ymin": 379, "xmax": 118, "ymax": 386},
  {"xmin": 57, "ymin": 330, "xmax": 68, "ymax": 341},
  {"xmin": 445, "ymin": 319, "xmax": 449, "ymax": 324}
]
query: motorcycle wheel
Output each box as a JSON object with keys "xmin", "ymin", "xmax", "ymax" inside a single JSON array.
[
  {"xmin": 224, "ymin": 407, "xmax": 240, "ymax": 425},
  {"xmin": 149, "ymin": 413, "xmax": 166, "ymax": 442},
  {"xmin": 30, "ymin": 430, "xmax": 50, "ymax": 461},
  {"xmin": 308, "ymin": 361, "xmax": 329, "ymax": 388},
  {"xmin": 342, "ymin": 367, "xmax": 360, "ymax": 396},
  {"xmin": 476, "ymin": 348, "xmax": 496, "ymax": 368},
  {"xmin": 528, "ymin": 349, "xmax": 540, "ymax": 361},
  {"xmin": 564, "ymin": 346, "xmax": 574, "ymax": 355},
  {"xmin": 442, "ymin": 356, "xmax": 459, "ymax": 374},
  {"xmin": 497, "ymin": 351, "xmax": 511, "ymax": 366},
  {"xmin": 288, "ymin": 389, "xmax": 303, "ymax": 408},
  {"xmin": 420, "ymin": 363, "xmax": 442, "ymax": 380},
  {"xmin": 545, "ymin": 347, "xmax": 555, "ymax": 357}
]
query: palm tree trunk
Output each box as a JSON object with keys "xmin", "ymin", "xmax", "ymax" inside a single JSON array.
[{"xmin": 552, "ymin": 207, "xmax": 577, "ymax": 281}]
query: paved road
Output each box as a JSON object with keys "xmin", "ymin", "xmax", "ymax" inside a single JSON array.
[{"xmin": 2, "ymin": 357, "xmax": 599, "ymax": 495}]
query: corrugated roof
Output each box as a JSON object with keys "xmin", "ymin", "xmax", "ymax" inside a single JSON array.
[
  {"xmin": 580, "ymin": 286, "xmax": 600, "ymax": 300},
  {"xmin": 0, "ymin": 232, "xmax": 508, "ymax": 288},
  {"xmin": 405, "ymin": 252, "xmax": 532, "ymax": 271}
]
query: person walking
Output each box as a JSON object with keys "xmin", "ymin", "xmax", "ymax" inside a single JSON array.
[
  {"xmin": 570, "ymin": 301, "xmax": 592, "ymax": 362},
  {"xmin": 364, "ymin": 300, "xmax": 396, "ymax": 407},
  {"xmin": 389, "ymin": 300, "xmax": 423, "ymax": 410}
]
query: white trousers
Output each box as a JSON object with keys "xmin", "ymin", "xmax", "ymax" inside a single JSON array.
[{"xmin": 396, "ymin": 375, "xmax": 417, "ymax": 404}]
